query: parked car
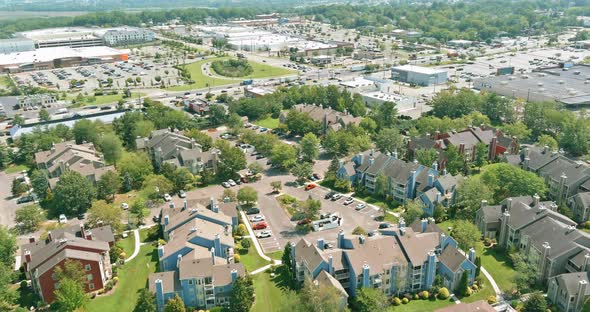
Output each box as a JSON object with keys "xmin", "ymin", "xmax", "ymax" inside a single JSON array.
[
  {"xmin": 312, "ymin": 173, "xmax": 321, "ymax": 180},
  {"xmin": 305, "ymin": 183, "xmax": 317, "ymax": 191},
  {"xmin": 77, "ymin": 213, "xmax": 85, "ymax": 220},
  {"xmin": 222, "ymin": 182, "xmax": 231, "ymax": 188},
  {"xmin": 59, "ymin": 214, "xmax": 67, "ymax": 224},
  {"xmin": 163, "ymin": 193, "xmax": 172, "ymax": 202},
  {"xmin": 256, "ymin": 230, "xmax": 272, "ymax": 238},
  {"xmin": 178, "ymin": 190, "xmax": 186, "ymax": 198},
  {"xmin": 256, "ymin": 154, "xmax": 265, "ymax": 159},
  {"xmin": 246, "ymin": 207, "xmax": 260, "ymax": 215},
  {"xmin": 379, "ymin": 223, "xmax": 391, "ymax": 229},
  {"xmin": 228, "ymin": 179, "xmax": 237, "ymax": 186},
  {"xmin": 121, "ymin": 202, "xmax": 129, "ymax": 210},
  {"xmin": 17, "ymin": 195, "xmax": 36, "ymax": 204},
  {"xmin": 343, "ymin": 197, "xmax": 354, "ymax": 205},
  {"xmin": 331, "ymin": 193, "xmax": 342, "ymax": 201},
  {"xmin": 355, "ymin": 203, "xmax": 367, "ymax": 211},
  {"xmin": 250, "ymin": 215, "xmax": 265, "ymax": 222},
  {"xmin": 324, "ymin": 242, "xmax": 334, "ymax": 249},
  {"xmin": 153, "ymin": 215, "xmax": 160, "ymax": 223},
  {"xmin": 325, "ymin": 191, "xmax": 336, "ymax": 199},
  {"xmin": 252, "ymin": 222, "xmax": 268, "ymax": 230}
]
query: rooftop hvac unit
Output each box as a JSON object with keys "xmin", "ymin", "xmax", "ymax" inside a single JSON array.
[
  {"xmin": 509, "ymin": 76, "xmax": 516, "ymax": 80},
  {"xmin": 538, "ymin": 87, "xmax": 545, "ymax": 93},
  {"xmin": 537, "ymin": 82, "xmax": 544, "ymax": 87},
  {"xmin": 559, "ymin": 80, "xmax": 565, "ymax": 84},
  {"xmin": 500, "ymin": 81, "xmax": 508, "ymax": 85},
  {"xmin": 522, "ymin": 75, "xmax": 529, "ymax": 79},
  {"xmin": 538, "ymin": 73, "xmax": 546, "ymax": 77},
  {"xmin": 568, "ymin": 90, "xmax": 578, "ymax": 95},
  {"xmin": 585, "ymin": 80, "xmax": 590, "ymax": 84}
]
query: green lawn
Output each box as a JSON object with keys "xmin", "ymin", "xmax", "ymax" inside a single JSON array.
[
  {"xmin": 4, "ymin": 164, "xmax": 29, "ymax": 174},
  {"xmin": 118, "ymin": 233, "xmax": 136, "ymax": 257},
  {"xmin": 438, "ymin": 220, "xmax": 516, "ymax": 293},
  {"xmin": 462, "ymin": 273, "xmax": 496, "ymax": 304},
  {"xmin": 354, "ymin": 194, "xmax": 401, "ymax": 211},
  {"xmin": 68, "ymin": 92, "xmax": 143, "ymax": 108},
  {"xmin": 238, "ymin": 238, "xmax": 270, "ymax": 272},
  {"xmin": 267, "ymin": 250, "xmax": 284, "ymax": 261},
  {"xmin": 0, "ymin": 75, "xmax": 12, "ymax": 89},
  {"xmin": 388, "ymin": 298, "xmax": 454, "ymax": 311},
  {"xmin": 87, "ymin": 245, "xmax": 158, "ymax": 312},
  {"xmin": 167, "ymin": 57, "xmax": 295, "ymax": 91},
  {"xmin": 251, "ymin": 267, "xmax": 291, "ymax": 312},
  {"xmin": 254, "ymin": 117, "xmax": 280, "ymax": 129}
]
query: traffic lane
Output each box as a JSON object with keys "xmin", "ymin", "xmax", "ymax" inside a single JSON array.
[{"xmin": 0, "ymin": 171, "xmax": 22, "ymax": 228}]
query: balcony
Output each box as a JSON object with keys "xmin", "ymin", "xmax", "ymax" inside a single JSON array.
[{"xmin": 565, "ymin": 262, "xmax": 580, "ymax": 273}]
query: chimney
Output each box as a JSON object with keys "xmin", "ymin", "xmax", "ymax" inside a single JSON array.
[
  {"xmin": 421, "ymin": 218, "xmax": 428, "ymax": 233},
  {"xmin": 434, "ymin": 130, "xmax": 440, "ymax": 140},
  {"xmin": 155, "ymin": 279, "xmax": 164, "ymax": 307},
  {"xmin": 214, "ymin": 234, "xmax": 221, "ymax": 255},
  {"xmin": 337, "ymin": 230, "xmax": 344, "ymax": 249},
  {"xmin": 440, "ymin": 233, "xmax": 446, "ymax": 249},
  {"xmin": 359, "ymin": 235, "xmax": 365, "ymax": 244},
  {"xmin": 231, "ymin": 269, "xmax": 238, "ymax": 283},
  {"xmin": 84, "ymin": 230, "xmax": 92, "ymax": 240},
  {"xmin": 24, "ymin": 250, "xmax": 31, "ymax": 263},
  {"xmin": 427, "ymin": 174, "xmax": 434, "ymax": 188},
  {"xmin": 48, "ymin": 231, "xmax": 53, "ymax": 242},
  {"xmin": 549, "ymin": 202, "xmax": 558, "ymax": 211},
  {"xmin": 584, "ymin": 253, "xmax": 590, "ymax": 271},
  {"xmin": 533, "ymin": 193, "xmax": 540, "ymax": 206},
  {"xmin": 317, "ymin": 238, "xmax": 324, "ymax": 250},
  {"xmin": 399, "ymin": 217, "xmax": 406, "ymax": 230},
  {"xmin": 542, "ymin": 242, "xmax": 551, "ymax": 259},
  {"xmin": 368, "ymin": 156, "xmax": 375, "ymax": 166},
  {"xmin": 481, "ymin": 200, "xmax": 488, "ymax": 209},
  {"xmin": 183, "ymin": 200, "xmax": 188, "ymax": 211},
  {"xmin": 459, "ymin": 143, "xmax": 465, "ymax": 154},
  {"xmin": 164, "ymin": 215, "xmax": 170, "ymax": 226},
  {"xmin": 328, "ymin": 255, "xmax": 334, "ymax": 275},
  {"xmin": 177, "ymin": 254, "xmax": 182, "ymax": 268},
  {"xmin": 29, "ymin": 236, "xmax": 35, "ymax": 243},
  {"xmin": 362, "ymin": 264, "xmax": 370, "ymax": 287},
  {"xmin": 506, "ymin": 198, "xmax": 513, "ymax": 212},
  {"xmin": 158, "ymin": 245, "xmax": 165, "ymax": 258},
  {"xmin": 435, "ymin": 192, "xmax": 441, "ymax": 204},
  {"xmin": 210, "ymin": 197, "xmax": 215, "ymax": 209},
  {"xmin": 576, "ymin": 280, "xmax": 588, "ymax": 311},
  {"xmin": 211, "ymin": 247, "xmax": 216, "ymax": 264},
  {"xmin": 468, "ymin": 248, "xmax": 476, "ymax": 263},
  {"xmin": 489, "ymin": 137, "xmax": 497, "ymax": 160},
  {"xmin": 543, "ymin": 145, "xmax": 549, "ymax": 154},
  {"xmin": 392, "ymin": 151, "xmax": 398, "ymax": 160},
  {"xmin": 224, "ymin": 197, "xmax": 230, "ymax": 203},
  {"xmin": 523, "ymin": 157, "xmax": 530, "ymax": 170},
  {"xmin": 432, "ymin": 162, "xmax": 438, "ymax": 171},
  {"xmin": 79, "ymin": 223, "xmax": 85, "ymax": 235},
  {"xmin": 442, "ymin": 168, "xmax": 447, "ymax": 176}
]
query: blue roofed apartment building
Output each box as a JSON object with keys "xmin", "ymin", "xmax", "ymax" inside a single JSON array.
[
  {"xmin": 148, "ymin": 200, "xmax": 245, "ymax": 311},
  {"xmin": 290, "ymin": 218, "xmax": 476, "ymax": 298},
  {"xmin": 337, "ymin": 149, "xmax": 461, "ymax": 216}
]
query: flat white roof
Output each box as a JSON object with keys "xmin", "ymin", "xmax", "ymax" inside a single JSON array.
[
  {"xmin": 392, "ymin": 64, "xmax": 447, "ymax": 75},
  {"xmin": 0, "ymin": 46, "xmax": 127, "ymax": 66},
  {"xmin": 339, "ymin": 77, "xmax": 375, "ymax": 88}
]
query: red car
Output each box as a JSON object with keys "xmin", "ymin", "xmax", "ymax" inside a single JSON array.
[
  {"xmin": 252, "ymin": 222, "xmax": 268, "ymax": 230},
  {"xmin": 305, "ymin": 183, "xmax": 317, "ymax": 191}
]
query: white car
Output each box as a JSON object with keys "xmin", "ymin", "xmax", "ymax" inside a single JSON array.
[
  {"xmin": 250, "ymin": 215, "xmax": 265, "ymax": 222},
  {"xmin": 178, "ymin": 190, "xmax": 186, "ymax": 198},
  {"xmin": 120, "ymin": 202, "xmax": 129, "ymax": 210},
  {"xmin": 163, "ymin": 193, "xmax": 172, "ymax": 202},
  {"xmin": 256, "ymin": 230, "xmax": 272, "ymax": 238},
  {"xmin": 59, "ymin": 214, "xmax": 67, "ymax": 224},
  {"xmin": 222, "ymin": 182, "xmax": 231, "ymax": 188},
  {"xmin": 228, "ymin": 179, "xmax": 237, "ymax": 186},
  {"xmin": 343, "ymin": 197, "xmax": 354, "ymax": 205},
  {"xmin": 355, "ymin": 203, "xmax": 367, "ymax": 211}
]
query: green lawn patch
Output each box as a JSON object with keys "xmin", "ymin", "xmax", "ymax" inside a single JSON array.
[
  {"xmin": 167, "ymin": 57, "xmax": 296, "ymax": 92},
  {"xmin": 87, "ymin": 244, "xmax": 158, "ymax": 312},
  {"xmin": 68, "ymin": 92, "xmax": 143, "ymax": 108},
  {"xmin": 118, "ymin": 233, "xmax": 136, "ymax": 257},
  {"xmin": 4, "ymin": 164, "xmax": 29, "ymax": 174},
  {"xmin": 388, "ymin": 297, "xmax": 454, "ymax": 311},
  {"xmin": 251, "ymin": 267, "xmax": 291, "ymax": 312},
  {"xmin": 276, "ymin": 194, "xmax": 299, "ymax": 218},
  {"xmin": 354, "ymin": 193, "xmax": 400, "ymax": 211},
  {"xmin": 254, "ymin": 117, "xmax": 280, "ymax": 129},
  {"xmin": 267, "ymin": 250, "xmax": 284, "ymax": 261},
  {"xmin": 462, "ymin": 273, "xmax": 496, "ymax": 304},
  {"xmin": 237, "ymin": 238, "xmax": 269, "ymax": 272}
]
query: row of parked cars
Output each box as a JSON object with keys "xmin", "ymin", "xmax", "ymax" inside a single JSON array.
[{"xmin": 324, "ymin": 191, "xmax": 367, "ymax": 211}]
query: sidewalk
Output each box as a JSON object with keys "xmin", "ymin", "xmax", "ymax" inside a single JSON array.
[{"xmin": 239, "ymin": 210, "xmax": 282, "ymax": 266}]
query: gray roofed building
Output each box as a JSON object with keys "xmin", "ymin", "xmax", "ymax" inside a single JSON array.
[
  {"xmin": 548, "ymin": 271, "xmax": 590, "ymax": 312},
  {"xmin": 571, "ymin": 192, "xmax": 590, "ymax": 223},
  {"xmin": 396, "ymin": 227, "xmax": 440, "ymax": 265},
  {"xmin": 148, "ymin": 270, "xmax": 179, "ymax": 294},
  {"xmin": 281, "ymin": 104, "xmax": 363, "ymax": 135},
  {"xmin": 438, "ymin": 245, "xmax": 466, "ymax": 272},
  {"xmin": 346, "ymin": 236, "xmax": 406, "ymax": 273}
]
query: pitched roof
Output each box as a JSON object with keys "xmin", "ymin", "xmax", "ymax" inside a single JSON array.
[
  {"xmin": 163, "ymin": 203, "xmax": 232, "ymax": 234},
  {"xmin": 445, "ymin": 130, "xmax": 481, "ymax": 150},
  {"xmin": 178, "ymin": 255, "xmax": 244, "ymax": 285},
  {"xmin": 346, "ymin": 236, "xmax": 407, "ymax": 273},
  {"xmin": 573, "ymin": 192, "xmax": 590, "ymax": 209},
  {"xmin": 380, "ymin": 159, "xmax": 420, "ymax": 184},
  {"xmin": 396, "ymin": 227, "xmax": 440, "ymax": 265},
  {"xmin": 539, "ymin": 157, "xmax": 590, "ymax": 187},
  {"xmin": 315, "ymin": 270, "xmax": 349, "ymax": 298},
  {"xmin": 50, "ymin": 224, "xmax": 115, "ymax": 245},
  {"xmin": 436, "ymin": 173, "xmax": 462, "ymax": 192},
  {"xmin": 552, "ymin": 272, "xmax": 590, "ymax": 297},
  {"xmin": 480, "ymin": 205, "xmax": 502, "ymax": 223},
  {"xmin": 35, "ymin": 141, "xmax": 97, "ymax": 164},
  {"xmin": 434, "ymin": 300, "xmax": 496, "ymax": 312},
  {"xmin": 35, "ymin": 248, "xmax": 102, "ymax": 277},
  {"xmin": 520, "ymin": 217, "xmax": 589, "ymax": 260},
  {"xmin": 364, "ymin": 153, "xmax": 393, "ymax": 176},
  {"xmin": 294, "ymin": 239, "xmax": 327, "ymax": 271},
  {"xmin": 149, "ymin": 270, "xmax": 180, "ymax": 294},
  {"xmin": 526, "ymin": 147, "xmax": 560, "ymax": 171},
  {"xmin": 439, "ymin": 245, "xmax": 467, "ymax": 272},
  {"xmin": 162, "ymin": 218, "xmax": 233, "ymax": 259}
]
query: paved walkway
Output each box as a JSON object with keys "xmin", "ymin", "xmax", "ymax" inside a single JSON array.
[
  {"xmin": 239, "ymin": 210, "xmax": 282, "ymax": 266},
  {"xmin": 125, "ymin": 229, "xmax": 140, "ymax": 263},
  {"xmin": 481, "ymin": 266, "xmax": 503, "ymax": 301}
]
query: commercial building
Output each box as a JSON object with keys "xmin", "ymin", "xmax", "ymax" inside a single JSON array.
[
  {"xmin": 21, "ymin": 223, "xmax": 115, "ymax": 303},
  {"xmin": 0, "ymin": 46, "xmax": 128, "ymax": 73},
  {"xmin": 244, "ymin": 86, "xmax": 274, "ymax": 98},
  {"xmin": 16, "ymin": 94, "xmax": 57, "ymax": 110},
  {"xmin": 447, "ymin": 40, "xmax": 474, "ymax": 48},
  {"xmin": 290, "ymin": 219, "xmax": 476, "ymax": 297},
  {"xmin": 16, "ymin": 26, "xmax": 155, "ymax": 48},
  {"xmin": 0, "ymin": 38, "xmax": 35, "ymax": 54},
  {"xmin": 473, "ymin": 65, "xmax": 590, "ymax": 108},
  {"xmin": 391, "ymin": 65, "xmax": 448, "ymax": 86}
]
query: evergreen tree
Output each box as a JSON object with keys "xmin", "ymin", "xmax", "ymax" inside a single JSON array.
[{"xmin": 457, "ymin": 270, "xmax": 469, "ymax": 297}]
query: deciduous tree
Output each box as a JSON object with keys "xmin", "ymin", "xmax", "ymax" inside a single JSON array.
[
  {"xmin": 53, "ymin": 170, "xmax": 96, "ymax": 216},
  {"xmin": 87, "ymin": 200, "xmax": 123, "ymax": 233},
  {"xmin": 299, "ymin": 132, "xmax": 320, "ymax": 162},
  {"xmin": 15, "ymin": 204, "xmax": 44, "ymax": 234}
]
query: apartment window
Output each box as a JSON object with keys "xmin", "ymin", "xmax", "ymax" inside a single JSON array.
[
  {"xmin": 85, "ymin": 264, "xmax": 91, "ymax": 271},
  {"xmin": 87, "ymin": 274, "xmax": 93, "ymax": 282},
  {"xmin": 89, "ymin": 283, "xmax": 95, "ymax": 290},
  {"xmin": 197, "ymin": 279, "xmax": 202, "ymax": 285},
  {"xmin": 188, "ymin": 280, "xmax": 193, "ymax": 285}
]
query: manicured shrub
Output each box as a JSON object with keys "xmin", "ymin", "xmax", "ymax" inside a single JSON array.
[
  {"xmin": 113, "ymin": 276, "xmax": 119, "ymax": 284},
  {"xmin": 420, "ymin": 290, "xmax": 429, "ymax": 299},
  {"xmin": 466, "ymin": 287, "xmax": 473, "ymax": 296},
  {"xmin": 234, "ymin": 254, "xmax": 241, "ymax": 263},
  {"xmin": 413, "ymin": 293, "xmax": 419, "ymax": 300},
  {"xmin": 472, "ymin": 284, "xmax": 479, "ymax": 291},
  {"xmin": 487, "ymin": 295, "xmax": 497, "ymax": 304},
  {"xmin": 391, "ymin": 297, "xmax": 401, "ymax": 306},
  {"xmin": 20, "ymin": 280, "xmax": 27, "ymax": 288},
  {"xmin": 241, "ymin": 239, "xmax": 251, "ymax": 249},
  {"xmin": 438, "ymin": 287, "xmax": 450, "ymax": 300},
  {"xmin": 402, "ymin": 298, "xmax": 409, "ymax": 304}
]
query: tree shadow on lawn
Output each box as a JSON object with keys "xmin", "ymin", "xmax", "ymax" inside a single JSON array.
[{"xmin": 271, "ymin": 265, "xmax": 297, "ymax": 290}]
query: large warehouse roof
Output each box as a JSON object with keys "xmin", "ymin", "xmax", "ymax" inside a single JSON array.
[
  {"xmin": 0, "ymin": 46, "xmax": 127, "ymax": 66},
  {"xmin": 392, "ymin": 64, "xmax": 447, "ymax": 75},
  {"xmin": 474, "ymin": 65, "xmax": 590, "ymax": 106}
]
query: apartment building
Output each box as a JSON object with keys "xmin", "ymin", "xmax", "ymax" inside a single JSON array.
[
  {"xmin": 34, "ymin": 140, "xmax": 115, "ymax": 187},
  {"xmin": 149, "ymin": 201, "xmax": 244, "ymax": 311},
  {"xmin": 476, "ymin": 196, "xmax": 590, "ymax": 285},
  {"xmin": 337, "ymin": 150, "xmax": 461, "ymax": 215},
  {"xmin": 21, "ymin": 224, "xmax": 114, "ymax": 303},
  {"xmin": 548, "ymin": 272, "xmax": 590, "ymax": 312},
  {"xmin": 279, "ymin": 104, "xmax": 363, "ymax": 134},
  {"xmin": 136, "ymin": 129, "xmax": 220, "ymax": 174},
  {"xmin": 290, "ymin": 218, "xmax": 476, "ymax": 297}
]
